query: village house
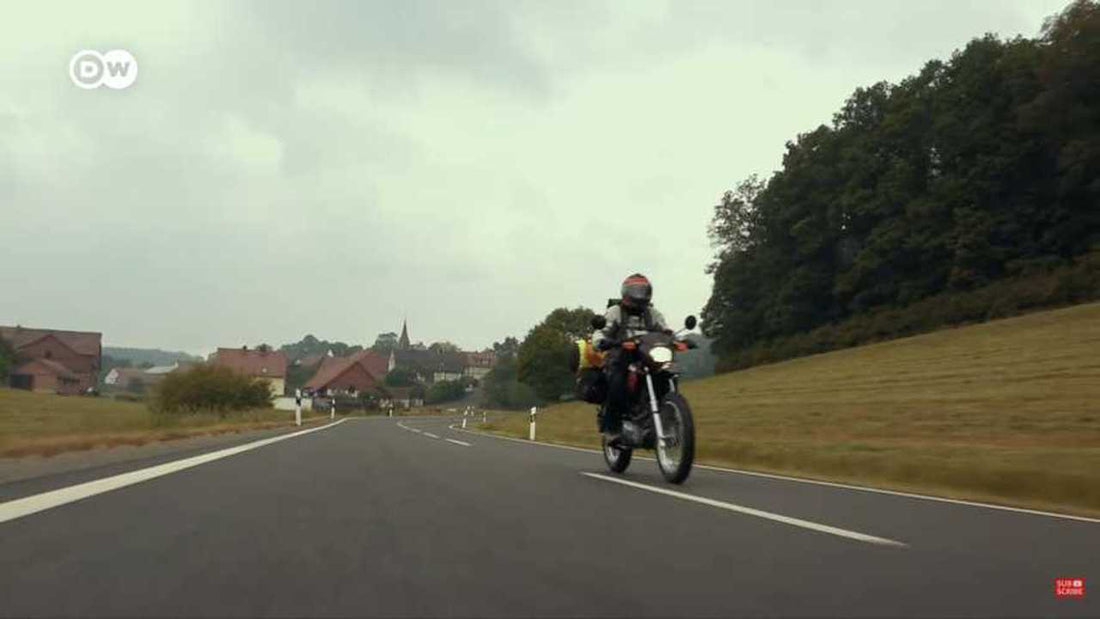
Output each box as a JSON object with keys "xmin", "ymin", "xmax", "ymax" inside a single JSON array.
[
  {"xmin": 209, "ymin": 346, "xmax": 288, "ymax": 397},
  {"xmin": 382, "ymin": 319, "xmax": 497, "ymax": 385},
  {"xmin": 103, "ymin": 362, "xmax": 191, "ymax": 393},
  {"xmin": 377, "ymin": 385, "xmax": 425, "ymax": 410},
  {"xmin": 0, "ymin": 326, "xmax": 102, "ymax": 395},
  {"xmin": 463, "ymin": 349, "xmax": 496, "ymax": 382},
  {"xmin": 304, "ymin": 350, "xmax": 389, "ymax": 396}
]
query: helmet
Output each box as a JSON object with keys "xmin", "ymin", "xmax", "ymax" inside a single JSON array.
[{"xmin": 620, "ymin": 273, "xmax": 652, "ymax": 315}]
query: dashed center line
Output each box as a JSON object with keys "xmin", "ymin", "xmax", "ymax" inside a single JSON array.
[
  {"xmin": 423, "ymin": 432, "xmax": 440, "ymax": 439},
  {"xmin": 445, "ymin": 438, "xmax": 471, "ymax": 447}
]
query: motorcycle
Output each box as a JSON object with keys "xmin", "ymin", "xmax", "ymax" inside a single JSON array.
[{"xmin": 592, "ymin": 314, "xmax": 698, "ymax": 484}]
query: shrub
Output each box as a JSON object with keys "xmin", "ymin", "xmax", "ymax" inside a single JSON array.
[
  {"xmin": 152, "ymin": 363, "xmax": 272, "ymax": 414},
  {"xmin": 426, "ymin": 380, "xmax": 467, "ymax": 404}
]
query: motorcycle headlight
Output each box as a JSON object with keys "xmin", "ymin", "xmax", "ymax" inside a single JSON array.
[{"xmin": 649, "ymin": 346, "xmax": 673, "ymax": 365}]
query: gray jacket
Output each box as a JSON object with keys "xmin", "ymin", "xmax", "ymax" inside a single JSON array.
[{"xmin": 591, "ymin": 304, "xmax": 670, "ymax": 350}]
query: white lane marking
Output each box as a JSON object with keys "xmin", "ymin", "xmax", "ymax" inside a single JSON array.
[
  {"xmin": 455, "ymin": 425, "xmax": 1100, "ymax": 525},
  {"xmin": 0, "ymin": 419, "xmax": 348, "ymax": 526},
  {"xmin": 423, "ymin": 432, "xmax": 440, "ymax": 439},
  {"xmin": 445, "ymin": 438, "xmax": 471, "ymax": 447},
  {"xmin": 688, "ymin": 464, "xmax": 1100, "ymax": 525},
  {"xmin": 583, "ymin": 473, "xmax": 907, "ymax": 547},
  {"xmin": 450, "ymin": 424, "xmax": 599, "ymax": 455}
]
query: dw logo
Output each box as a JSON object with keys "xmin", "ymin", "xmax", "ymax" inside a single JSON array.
[{"xmin": 69, "ymin": 50, "xmax": 138, "ymax": 90}]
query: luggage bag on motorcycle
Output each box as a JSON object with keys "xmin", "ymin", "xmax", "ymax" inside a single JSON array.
[{"xmin": 571, "ymin": 339, "xmax": 607, "ymax": 404}]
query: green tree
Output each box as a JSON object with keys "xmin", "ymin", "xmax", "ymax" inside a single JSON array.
[
  {"xmin": 371, "ymin": 332, "xmax": 399, "ymax": 354},
  {"xmin": 0, "ymin": 337, "xmax": 14, "ymax": 381},
  {"xmin": 384, "ymin": 368, "xmax": 417, "ymax": 387},
  {"xmin": 703, "ymin": 1, "xmax": 1100, "ymax": 367},
  {"xmin": 492, "ymin": 336, "xmax": 520, "ymax": 360},
  {"xmin": 481, "ymin": 355, "xmax": 540, "ymax": 409},
  {"xmin": 280, "ymin": 334, "xmax": 362, "ymax": 361},
  {"xmin": 426, "ymin": 380, "xmax": 466, "ymax": 404},
  {"xmin": 428, "ymin": 341, "xmax": 461, "ymax": 354},
  {"xmin": 152, "ymin": 364, "xmax": 272, "ymax": 414},
  {"xmin": 517, "ymin": 307, "xmax": 597, "ymax": 401}
]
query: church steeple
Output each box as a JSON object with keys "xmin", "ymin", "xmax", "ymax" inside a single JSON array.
[{"xmin": 398, "ymin": 318, "xmax": 410, "ymax": 350}]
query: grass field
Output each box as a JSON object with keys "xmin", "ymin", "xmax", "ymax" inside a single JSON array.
[
  {"xmin": 0, "ymin": 389, "xmax": 334, "ymax": 458},
  {"xmin": 480, "ymin": 302, "xmax": 1100, "ymax": 517}
]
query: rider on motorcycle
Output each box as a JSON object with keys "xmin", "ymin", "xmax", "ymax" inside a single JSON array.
[{"xmin": 592, "ymin": 273, "xmax": 672, "ymax": 441}]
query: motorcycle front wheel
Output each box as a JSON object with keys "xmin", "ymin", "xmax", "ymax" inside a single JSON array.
[
  {"xmin": 655, "ymin": 393, "xmax": 695, "ymax": 484},
  {"xmin": 602, "ymin": 434, "xmax": 632, "ymax": 474}
]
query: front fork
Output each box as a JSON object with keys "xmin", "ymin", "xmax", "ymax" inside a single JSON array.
[{"xmin": 645, "ymin": 371, "xmax": 667, "ymax": 444}]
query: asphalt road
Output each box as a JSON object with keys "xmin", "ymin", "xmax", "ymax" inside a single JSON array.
[{"xmin": 1, "ymin": 416, "xmax": 1096, "ymax": 617}]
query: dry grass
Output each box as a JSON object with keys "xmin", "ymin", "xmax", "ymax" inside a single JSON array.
[
  {"xmin": 0, "ymin": 389, "xmax": 333, "ymax": 458},
  {"xmin": 481, "ymin": 302, "xmax": 1100, "ymax": 517}
]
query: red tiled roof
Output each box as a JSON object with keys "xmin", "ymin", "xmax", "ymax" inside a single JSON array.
[
  {"xmin": 0, "ymin": 326, "xmax": 101, "ymax": 357},
  {"xmin": 211, "ymin": 348, "xmax": 287, "ymax": 378},
  {"xmin": 303, "ymin": 351, "xmax": 388, "ymax": 390},
  {"xmin": 352, "ymin": 350, "xmax": 390, "ymax": 381}
]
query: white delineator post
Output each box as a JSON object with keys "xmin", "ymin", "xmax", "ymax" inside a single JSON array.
[
  {"xmin": 331, "ymin": 397, "xmax": 335, "ymax": 420},
  {"xmin": 529, "ymin": 406, "xmax": 537, "ymax": 441},
  {"xmin": 482, "ymin": 410, "xmax": 487, "ymax": 424},
  {"xmin": 462, "ymin": 408, "xmax": 468, "ymax": 429},
  {"xmin": 294, "ymin": 389, "xmax": 302, "ymax": 427}
]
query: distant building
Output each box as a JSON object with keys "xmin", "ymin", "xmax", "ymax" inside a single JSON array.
[
  {"xmin": 398, "ymin": 319, "xmax": 411, "ymax": 350},
  {"xmin": 104, "ymin": 367, "xmax": 163, "ymax": 392},
  {"xmin": 304, "ymin": 350, "xmax": 389, "ymax": 396},
  {"xmin": 0, "ymin": 325, "xmax": 102, "ymax": 394},
  {"xmin": 463, "ymin": 349, "xmax": 496, "ymax": 382},
  {"xmin": 103, "ymin": 362, "xmax": 188, "ymax": 393},
  {"xmin": 209, "ymin": 346, "xmax": 288, "ymax": 396},
  {"xmin": 376, "ymin": 319, "xmax": 502, "ymax": 384},
  {"xmin": 377, "ymin": 385, "xmax": 425, "ymax": 409}
]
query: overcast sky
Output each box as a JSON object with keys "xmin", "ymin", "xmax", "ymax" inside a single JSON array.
[{"xmin": 0, "ymin": 0, "xmax": 1069, "ymax": 356}]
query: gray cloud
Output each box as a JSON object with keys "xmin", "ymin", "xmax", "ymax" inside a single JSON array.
[{"xmin": 0, "ymin": 0, "xmax": 1070, "ymax": 354}]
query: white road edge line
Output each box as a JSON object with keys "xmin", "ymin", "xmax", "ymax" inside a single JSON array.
[
  {"xmin": 445, "ymin": 438, "xmax": 472, "ymax": 447},
  {"xmin": 423, "ymin": 432, "xmax": 440, "ymax": 439},
  {"xmin": 583, "ymin": 472, "xmax": 907, "ymax": 548},
  {"xmin": 0, "ymin": 419, "xmax": 349, "ymax": 527},
  {"xmin": 453, "ymin": 425, "xmax": 1100, "ymax": 525}
]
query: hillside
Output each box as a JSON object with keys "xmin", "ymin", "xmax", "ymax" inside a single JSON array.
[
  {"xmin": 103, "ymin": 347, "xmax": 202, "ymax": 367},
  {"xmin": 482, "ymin": 302, "xmax": 1100, "ymax": 516}
]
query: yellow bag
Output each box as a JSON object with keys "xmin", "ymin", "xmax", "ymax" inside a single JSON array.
[{"xmin": 573, "ymin": 339, "xmax": 605, "ymax": 372}]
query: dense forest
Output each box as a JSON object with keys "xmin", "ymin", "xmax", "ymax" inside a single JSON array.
[{"xmin": 702, "ymin": 0, "xmax": 1100, "ymax": 369}]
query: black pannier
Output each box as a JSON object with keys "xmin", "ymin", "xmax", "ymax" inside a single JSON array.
[{"xmin": 576, "ymin": 368, "xmax": 607, "ymax": 404}]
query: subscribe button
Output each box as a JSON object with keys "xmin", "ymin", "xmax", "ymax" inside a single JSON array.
[{"xmin": 1055, "ymin": 578, "xmax": 1085, "ymax": 598}]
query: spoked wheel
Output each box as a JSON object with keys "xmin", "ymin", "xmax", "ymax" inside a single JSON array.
[
  {"xmin": 655, "ymin": 393, "xmax": 695, "ymax": 484},
  {"xmin": 602, "ymin": 434, "xmax": 632, "ymax": 474}
]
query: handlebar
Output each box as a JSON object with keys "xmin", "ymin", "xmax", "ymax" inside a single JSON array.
[{"xmin": 596, "ymin": 335, "xmax": 697, "ymax": 351}]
